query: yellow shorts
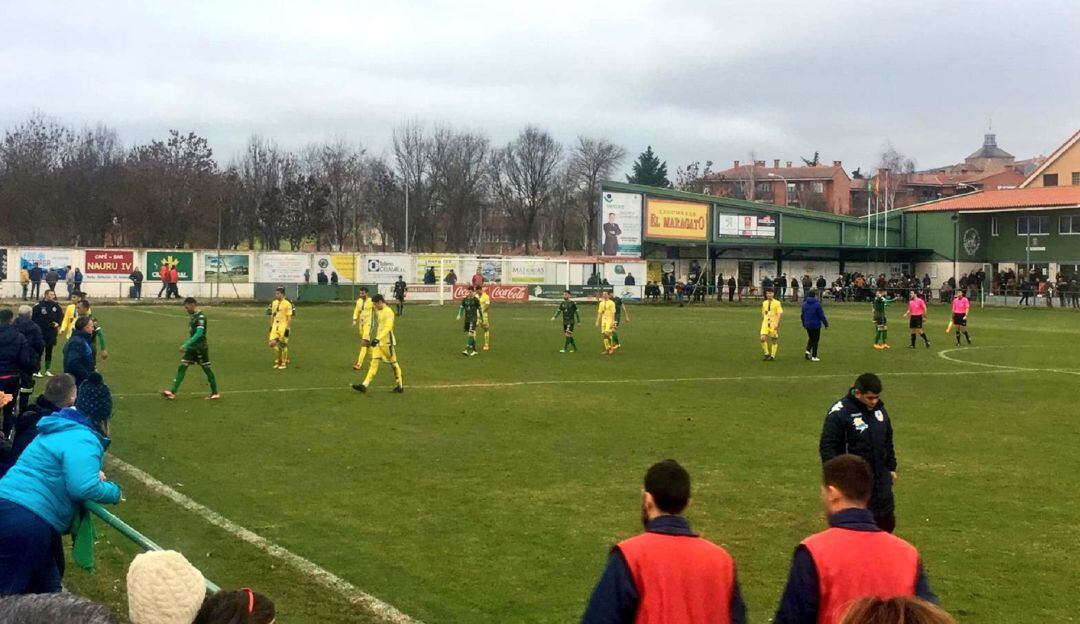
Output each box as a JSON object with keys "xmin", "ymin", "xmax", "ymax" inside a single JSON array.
[
  {"xmin": 358, "ymin": 325, "xmax": 371, "ymax": 340},
  {"xmin": 372, "ymin": 344, "xmax": 396, "ymax": 362},
  {"xmin": 760, "ymin": 322, "xmax": 777, "ymax": 338},
  {"xmin": 269, "ymin": 326, "xmax": 289, "ymax": 343},
  {"xmin": 601, "ymin": 319, "xmax": 614, "ymax": 334}
]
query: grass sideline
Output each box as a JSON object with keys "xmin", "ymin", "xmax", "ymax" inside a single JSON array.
[{"xmin": 62, "ymin": 300, "xmax": 1080, "ymax": 623}]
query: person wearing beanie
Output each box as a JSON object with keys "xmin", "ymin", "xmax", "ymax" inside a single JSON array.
[
  {"xmin": 194, "ymin": 588, "xmax": 276, "ymax": 624},
  {"xmin": 127, "ymin": 550, "xmax": 207, "ymax": 624},
  {"xmin": 0, "ymin": 372, "xmax": 121, "ymax": 595}
]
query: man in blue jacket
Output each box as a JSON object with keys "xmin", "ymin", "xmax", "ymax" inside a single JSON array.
[
  {"xmin": 0, "ymin": 372, "xmax": 122, "ymax": 594},
  {"xmin": 63, "ymin": 317, "xmax": 96, "ymax": 388},
  {"xmin": 800, "ymin": 289, "xmax": 829, "ymax": 361}
]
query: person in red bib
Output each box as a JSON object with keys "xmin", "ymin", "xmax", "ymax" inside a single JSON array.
[
  {"xmin": 773, "ymin": 455, "xmax": 936, "ymax": 624},
  {"xmin": 581, "ymin": 459, "xmax": 746, "ymax": 624}
]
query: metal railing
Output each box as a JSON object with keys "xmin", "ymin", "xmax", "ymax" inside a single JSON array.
[{"xmin": 85, "ymin": 501, "xmax": 220, "ymax": 594}]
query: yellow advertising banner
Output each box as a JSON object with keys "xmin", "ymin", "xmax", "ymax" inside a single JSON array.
[{"xmin": 645, "ymin": 199, "xmax": 709, "ymax": 241}]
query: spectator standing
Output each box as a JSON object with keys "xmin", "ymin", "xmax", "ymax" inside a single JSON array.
[
  {"xmin": 444, "ymin": 269, "xmax": 458, "ymax": 285},
  {"xmin": 1056, "ymin": 274, "xmax": 1069, "ymax": 307},
  {"xmin": 193, "ymin": 588, "xmax": 276, "ymax": 624},
  {"xmin": 29, "ymin": 263, "xmax": 43, "ymax": 300},
  {"xmin": 6, "ymin": 374, "xmax": 77, "ymax": 472},
  {"xmin": 14, "ymin": 306, "xmax": 44, "ymax": 415},
  {"xmin": 65, "ymin": 266, "xmax": 76, "ymax": 297},
  {"xmin": 802, "ymin": 275, "xmax": 812, "ymax": 297},
  {"xmin": 762, "ymin": 275, "xmax": 774, "ymax": 294},
  {"xmin": 777, "ymin": 273, "xmax": 788, "ymax": 300},
  {"xmin": 303, "ymin": 268, "xmax": 311, "ymax": 283},
  {"xmin": 32, "ymin": 291, "xmax": 63, "ymax": 377},
  {"xmin": 819, "ymin": 373, "xmax": 899, "ymax": 532},
  {"xmin": 72, "ymin": 268, "xmax": 83, "ymax": 294},
  {"xmin": 157, "ymin": 264, "xmax": 169, "ymax": 298},
  {"xmin": 791, "ymin": 276, "xmax": 801, "ymax": 302},
  {"xmin": 423, "ymin": 267, "xmax": 437, "ymax": 285},
  {"xmin": 816, "ymin": 275, "xmax": 827, "ymax": 291},
  {"xmin": 125, "ymin": 550, "xmax": 206, "ymax": 624},
  {"xmin": 800, "ymin": 290, "xmax": 828, "ymax": 361},
  {"xmin": 63, "ymin": 317, "xmax": 96, "ymax": 387},
  {"xmin": 317, "ymin": 269, "xmax": 329, "ymax": 285},
  {"xmin": 471, "ymin": 268, "xmax": 485, "ymax": 288},
  {"xmin": 129, "ymin": 267, "xmax": 144, "ymax": 299},
  {"xmin": 773, "ymin": 455, "xmax": 935, "ymax": 624},
  {"xmin": 0, "ymin": 310, "xmax": 34, "ymax": 437},
  {"xmin": 167, "ymin": 266, "xmax": 179, "ymax": 299},
  {"xmin": 625, "ymin": 272, "xmax": 636, "ymax": 286},
  {"xmin": 44, "ymin": 269, "xmax": 59, "ymax": 293},
  {"xmin": 0, "ymin": 372, "xmax": 122, "ymax": 595},
  {"xmin": 727, "ymin": 276, "xmax": 737, "ymax": 302},
  {"xmin": 19, "ymin": 267, "xmax": 30, "ymax": 301},
  {"xmin": 581, "ymin": 459, "xmax": 746, "ymax": 624},
  {"xmin": 330, "ymin": 271, "xmax": 339, "ymax": 286}
]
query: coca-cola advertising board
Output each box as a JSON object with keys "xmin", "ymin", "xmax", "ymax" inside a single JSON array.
[{"xmin": 453, "ymin": 284, "xmax": 528, "ymax": 301}]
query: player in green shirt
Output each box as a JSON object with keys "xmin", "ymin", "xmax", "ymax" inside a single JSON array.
[
  {"xmin": 161, "ymin": 297, "xmax": 220, "ymax": 400},
  {"xmin": 872, "ymin": 288, "xmax": 896, "ymax": 350},
  {"xmin": 456, "ymin": 285, "xmax": 485, "ymax": 356},
  {"xmin": 550, "ymin": 290, "xmax": 581, "ymax": 353},
  {"xmin": 610, "ymin": 292, "xmax": 630, "ymax": 350}
]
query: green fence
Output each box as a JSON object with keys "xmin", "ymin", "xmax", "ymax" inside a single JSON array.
[{"xmin": 85, "ymin": 501, "xmax": 220, "ymax": 594}]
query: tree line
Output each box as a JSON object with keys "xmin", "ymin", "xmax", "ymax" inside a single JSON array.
[{"xmin": 0, "ymin": 114, "xmax": 646, "ymax": 255}]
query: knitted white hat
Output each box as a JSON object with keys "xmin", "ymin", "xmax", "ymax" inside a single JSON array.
[{"xmin": 127, "ymin": 550, "xmax": 207, "ymax": 624}]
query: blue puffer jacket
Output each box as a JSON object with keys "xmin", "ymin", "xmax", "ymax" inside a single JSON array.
[
  {"xmin": 800, "ymin": 296, "xmax": 829, "ymax": 330},
  {"xmin": 0, "ymin": 407, "xmax": 122, "ymax": 533}
]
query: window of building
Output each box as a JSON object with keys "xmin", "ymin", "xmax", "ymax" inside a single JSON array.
[
  {"xmin": 990, "ymin": 217, "xmax": 999, "ymax": 236},
  {"xmin": 811, "ymin": 181, "xmax": 825, "ymax": 194},
  {"xmin": 755, "ymin": 181, "xmax": 773, "ymax": 200},
  {"xmin": 1072, "ymin": 172, "xmax": 1079, "ymax": 186},
  {"xmin": 1043, "ymin": 173, "xmax": 1058, "ymax": 187},
  {"xmin": 1017, "ymin": 215, "xmax": 1050, "ymax": 235},
  {"xmin": 1061, "ymin": 215, "xmax": 1080, "ymax": 235},
  {"xmin": 786, "ymin": 183, "xmax": 796, "ymax": 206}
]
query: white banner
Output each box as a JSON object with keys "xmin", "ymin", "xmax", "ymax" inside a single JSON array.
[
  {"xmin": 603, "ymin": 261, "xmax": 646, "ymax": 287},
  {"xmin": 20, "ymin": 249, "xmax": 75, "ymax": 272},
  {"xmin": 363, "ymin": 254, "xmax": 413, "ymax": 283},
  {"xmin": 258, "ymin": 253, "xmax": 310, "ymax": 283},
  {"xmin": 716, "ymin": 213, "xmax": 778, "ymax": 239},
  {"xmin": 416, "ymin": 254, "xmax": 469, "ymax": 283},
  {"xmin": 508, "ymin": 260, "xmax": 545, "ymax": 284},
  {"xmin": 600, "ymin": 192, "xmax": 643, "ymax": 257}
]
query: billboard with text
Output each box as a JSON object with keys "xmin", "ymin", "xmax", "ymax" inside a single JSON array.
[
  {"xmin": 644, "ymin": 199, "xmax": 709, "ymax": 241},
  {"xmin": 600, "ymin": 192, "xmax": 643, "ymax": 256}
]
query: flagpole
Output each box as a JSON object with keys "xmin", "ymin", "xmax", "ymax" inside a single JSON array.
[{"xmin": 884, "ymin": 170, "xmax": 889, "ymax": 248}]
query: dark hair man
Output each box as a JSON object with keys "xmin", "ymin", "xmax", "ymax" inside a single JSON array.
[
  {"xmin": 63, "ymin": 316, "xmax": 96, "ymax": 387},
  {"xmin": 0, "ymin": 308, "xmax": 34, "ymax": 437},
  {"xmin": 161, "ymin": 298, "xmax": 219, "ymax": 401},
  {"xmin": 6, "ymin": 373, "xmax": 78, "ymax": 471},
  {"xmin": 581, "ymin": 460, "xmax": 746, "ymax": 623},
  {"xmin": 819, "ymin": 373, "xmax": 898, "ymax": 532},
  {"xmin": 602, "ymin": 212, "xmax": 621, "ymax": 256},
  {"xmin": 29, "ymin": 263, "xmax": 43, "ymax": 299},
  {"xmin": 773, "ymin": 455, "xmax": 935, "ymax": 624},
  {"xmin": 15, "ymin": 305, "xmax": 44, "ymax": 414},
  {"xmin": 32, "ymin": 290, "xmax": 64, "ymax": 377}
]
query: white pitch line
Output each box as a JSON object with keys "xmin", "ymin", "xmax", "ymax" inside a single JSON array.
[
  {"xmin": 106, "ymin": 456, "xmax": 422, "ymax": 624},
  {"xmin": 937, "ymin": 346, "xmax": 1080, "ymax": 376},
  {"xmin": 113, "ymin": 368, "xmax": 1019, "ymax": 398}
]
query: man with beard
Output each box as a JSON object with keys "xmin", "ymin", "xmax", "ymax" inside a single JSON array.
[{"xmin": 581, "ymin": 459, "xmax": 747, "ymax": 623}]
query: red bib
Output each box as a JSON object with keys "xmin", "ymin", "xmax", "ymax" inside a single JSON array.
[
  {"xmin": 617, "ymin": 532, "xmax": 735, "ymax": 624},
  {"xmin": 802, "ymin": 528, "xmax": 920, "ymax": 624}
]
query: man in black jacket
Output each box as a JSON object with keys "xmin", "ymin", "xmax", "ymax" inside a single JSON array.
[
  {"xmin": 0, "ymin": 309, "xmax": 34, "ymax": 437},
  {"xmin": 32, "ymin": 290, "xmax": 63, "ymax": 376},
  {"xmin": 818, "ymin": 373, "xmax": 899, "ymax": 532},
  {"xmin": 14, "ymin": 306, "xmax": 44, "ymax": 415}
]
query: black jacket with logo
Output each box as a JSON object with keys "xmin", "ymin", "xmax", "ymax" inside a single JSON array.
[{"xmin": 818, "ymin": 393, "xmax": 897, "ymax": 515}]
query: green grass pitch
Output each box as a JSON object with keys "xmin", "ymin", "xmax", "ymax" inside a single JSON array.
[{"xmin": 62, "ymin": 300, "xmax": 1080, "ymax": 623}]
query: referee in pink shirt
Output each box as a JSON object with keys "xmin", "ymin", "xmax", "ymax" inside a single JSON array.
[
  {"xmin": 951, "ymin": 292, "xmax": 972, "ymax": 346},
  {"xmin": 903, "ymin": 291, "xmax": 931, "ymax": 348}
]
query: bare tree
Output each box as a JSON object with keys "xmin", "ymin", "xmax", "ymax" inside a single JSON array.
[
  {"xmin": 490, "ymin": 126, "xmax": 563, "ymax": 255},
  {"xmin": 427, "ymin": 126, "xmax": 490, "ymax": 251},
  {"xmin": 568, "ymin": 136, "xmax": 626, "ymax": 255},
  {"xmin": 0, "ymin": 113, "xmax": 73, "ymax": 244},
  {"xmin": 392, "ymin": 121, "xmax": 433, "ymax": 251},
  {"xmin": 313, "ymin": 140, "xmax": 365, "ymax": 250},
  {"xmin": 364, "ymin": 155, "xmax": 405, "ymax": 251},
  {"xmin": 674, "ymin": 160, "xmax": 713, "ymax": 194},
  {"xmin": 235, "ymin": 135, "xmax": 291, "ymax": 250},
  {"xmin": 877, "ymin": 142, "xmax": 916, "ymax": 211}
]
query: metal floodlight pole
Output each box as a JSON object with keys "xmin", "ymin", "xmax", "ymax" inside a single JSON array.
[{"xmin": 404, "ymin": 184, "xmax": 410, "ymax": 254}]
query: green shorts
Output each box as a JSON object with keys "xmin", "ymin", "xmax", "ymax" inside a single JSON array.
[{"xmin": 182, "ymin": 345, "xmax": 210, "ymax": 366}]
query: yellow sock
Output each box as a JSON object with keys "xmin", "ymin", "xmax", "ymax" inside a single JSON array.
[
  {"xmin": 281, "ymin": 346, "xmax": 289, "ymax": 364},
  {"xmin": 770, "ymin": 342, "xmax": 778, "ymax": 357},
  {"xmin": 483, "ymin": 331, "xmax": 490, "ymax": 348},
  {"xmin": 392, "ymin": 363, "xmax": 403, "ymax": 386},
  {"xmin": 274, "ymin": 345, "xmax": 282, "ymax": 365},
  {"xmin": 603, "ymin": 337, "xmax": 611, "ymax": 350},
  {"xmin": 356, "ymin": 346, "xmax": 368, "ymax": 366},
  {"xmin": 761, "ymin": 341, "xmax": 770, "ymax": 355},
  {"xmin": 363, "ymin": 359, "xmax": 381, "ymax": 386}
]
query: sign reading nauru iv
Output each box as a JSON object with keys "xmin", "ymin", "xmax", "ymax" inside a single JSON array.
[{"xmin": 600, "ymin": 192, "xmax": 643, "ymax": 256}]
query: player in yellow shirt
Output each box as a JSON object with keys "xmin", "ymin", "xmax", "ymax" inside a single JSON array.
[
  {"xmin": 595, "ymin": 290, "xmax": 617, "ymax": 355},
  {"xmin": 760, "ymin": 288, "xmax": 783, "ymax": 361},
  {"xmin": 58, "ymin": 291, "xmax": 82, "ymax": 340},
  {"xmin": 267, "ymin": 287, "xmax": 294, "ymax": 369},
  {"xmin": 352, "ymin": 294, "xmax": 403, "ymax": 393},
  {"xmin": 478, "ymin": 286, "xmax": 492, "ymax": 351},
  {"xmin": 351, "ymin": 286, "xmax": 374, "ymax": 370}
]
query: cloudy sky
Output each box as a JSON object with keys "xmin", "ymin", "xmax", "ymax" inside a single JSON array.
[{"xmin": 3, "ymin": 0, "xmax": 1078, "ymax": 175}]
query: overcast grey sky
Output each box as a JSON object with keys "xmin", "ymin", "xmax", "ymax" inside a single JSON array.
[{"xmin": 2, "ymin": 0, "xmax": 1078, "ymax": 175}]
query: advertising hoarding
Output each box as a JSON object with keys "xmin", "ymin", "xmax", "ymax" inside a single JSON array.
[
  {"xmin": 205, "ymin": 253, "xmax": 250, "ymax": 283},
  {"xmin": 452, "ymin": 284, "xmax": 528, "ymax": 301},
  {"xmin": 258, "ymin": 253, "xmax": 309, "ymax": 283},
  {"xmin": 84, "ymin": 250, "xmax": 134, "ymax": 279},
  {"xmin": 600, "ymin": 192, "xmax": 643, "ymax": 256},
  {"xmin": 20, "ymin": 249, "xmax": 74, "ymax": 272},
  {"xmin": 644, "ymin": 199, "xmax": 709, "ymax": 241},
  {"xmin": 147, "ymin": 251, "xmax": 194, "ymax": 281},
  {"xmin": 314, "ymin": 253, "xmax": 357, "ymax": 283},
  {"xmin": 716, "ymin": 213, "xmax": 778, "ymax": 239},
  {"xmin": 363, "ymin": 254, "xmax": 412, "ymax": 283}
]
